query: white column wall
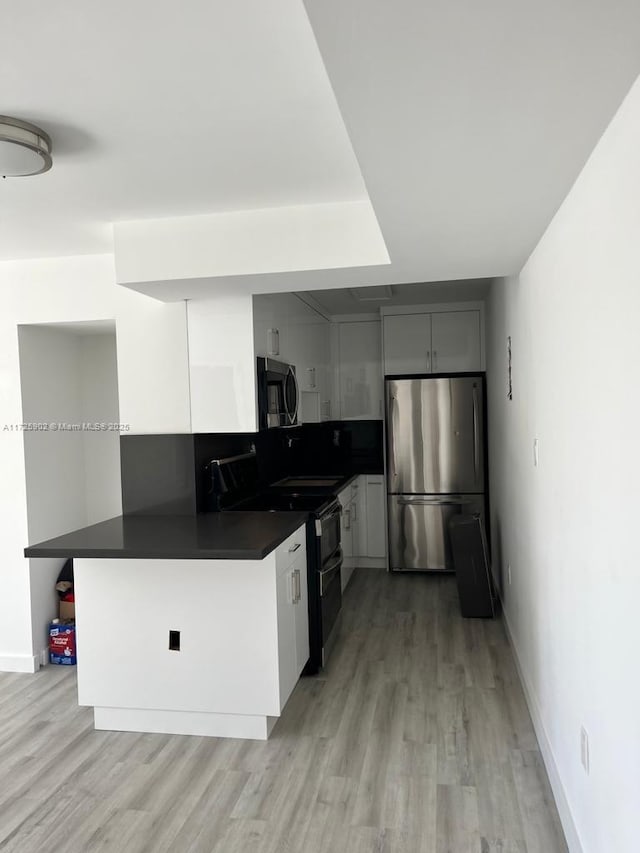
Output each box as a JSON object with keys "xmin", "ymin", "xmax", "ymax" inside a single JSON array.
[
  {"xmin": 1, "ymin": 256, "xmax": 117, "ymax": 670},
  {"xmin": 0, "ymin": 254, "xmax": 189, "ymax": 669},
  {"xmin": 80, "ymin": 334, "xmax": 123, "ymax": 524},
  {"xmin": 18, "ymin": 327, "xmax": 88, "ymax": 666},
  {"xmin": 487, "ymin": 75, "xmax": 640, "ymax": 853}
]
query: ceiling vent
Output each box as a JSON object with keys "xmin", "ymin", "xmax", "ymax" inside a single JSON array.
[{"xmin": 349, "ymin": 285, "xmax": 393, "ymax": 302}]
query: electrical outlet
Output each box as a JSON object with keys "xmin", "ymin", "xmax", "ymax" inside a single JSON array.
[
  {"xmin": 507, "ymin": 564, "xmax": 512, "ymax": 585},
  {"xmin": 580, "ymin": 726, "xmax": 590, "ymax": 774}
]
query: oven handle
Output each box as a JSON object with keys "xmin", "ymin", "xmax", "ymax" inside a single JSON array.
[
  {"xmin": 315, "ymin": 501, "xmax": 342, "ymax": 537},
  {"xmin": 318, "ymin": 549, "xmax": 343, "ymax": 595}
]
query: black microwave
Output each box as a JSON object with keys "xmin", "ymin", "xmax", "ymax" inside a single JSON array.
[{"xmin": 257, "ymin": 357, "xmax": 299, "ymax": 429}]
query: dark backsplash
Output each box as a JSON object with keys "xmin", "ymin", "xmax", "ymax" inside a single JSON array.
[
  {"xmin": 285, "ymin": 421, "xmax": 384, "ymax": 477},
  {"xmin": 120, "ymin": 434, "xmax": 197, "ymax": 515},
  {"xmin": 121, "ymin": 421, "xmax": 384, "ymax": 515}
]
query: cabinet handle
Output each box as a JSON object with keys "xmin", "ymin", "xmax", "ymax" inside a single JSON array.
[
  {"xmin": 472, "ymin": 383, "xmax": 480, "ymax": 483},
  {"xmin": 345, "ymin": 508, "xmax": 351, "ymax": 530},
  {"xmin": 426, "ymin": 351, "xmax": 431, "ymax": 372},
  {"xmin": 291, "ymin": 569, "xmax": 301, "ymax": 603},
  {"xmin": 433, "ymin": 350, "xmax": 438, "ymax": 371},
  {"xmin": 288, "ymin": 542, "xmax": 301, "ymax": 553},
  {"xmin": 352, "ymin": 503, "xmax": 358, "ymax": 522}
]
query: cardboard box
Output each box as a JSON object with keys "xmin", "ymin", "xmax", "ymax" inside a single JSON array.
[
  {"xmin": 59, "ymin": 600, "xmax": 75, "ymax": 621},
  {"xmin": 49, "ymin": 622, "xmax": 76, "ymax": 665}
]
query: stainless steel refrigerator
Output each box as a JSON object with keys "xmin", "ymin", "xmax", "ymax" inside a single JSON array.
[{"xmin": 386, "ymin": 375, "xmax": 486, "ymax": 572}]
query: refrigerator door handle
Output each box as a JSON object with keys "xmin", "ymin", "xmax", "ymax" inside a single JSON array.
[
  {"xmin": 472, "ymin": 383, "xmax": 480, "ymax": 484},
  {"xmin": 389, "ymin": 393, "xmax": 398, "ymax": 482},
  {"xmin": 398, "ymin": 497, "xmax": 474, "ymax": 507}
]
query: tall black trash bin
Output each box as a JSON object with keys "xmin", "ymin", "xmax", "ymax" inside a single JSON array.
[{"xmin": 449, "ymin": 514, "xmax": 496, "ymax": 618}]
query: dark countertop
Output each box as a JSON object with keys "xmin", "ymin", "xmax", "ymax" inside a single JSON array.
[{"xmin": 24, "ymin": 512, "xmax": 309, "ymax": 561}]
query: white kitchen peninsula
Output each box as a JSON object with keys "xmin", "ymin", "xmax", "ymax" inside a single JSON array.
[{"xmin": 25, "ymin": 514, "xmax": 308, "ymax": 740}]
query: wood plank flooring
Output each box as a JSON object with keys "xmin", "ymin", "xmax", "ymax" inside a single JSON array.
[{"xmin": 0, "ymin": 570, "xmax": 568, "ymax": 853}]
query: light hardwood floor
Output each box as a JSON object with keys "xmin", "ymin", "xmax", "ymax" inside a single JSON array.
[{"xmin": 0, "ymin": 570, "xmax": 567, "ymax": 853}]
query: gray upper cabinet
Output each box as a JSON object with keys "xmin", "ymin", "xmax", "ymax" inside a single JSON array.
[
  {"xmin": 383, "ymin": 310, "xmax": 481, "ymax": 375},
  {"xmin": 431, "ymin": 311, "xmax": 482, "ymax": 373},
  {"xmin": 337, "ymin": 320, "xmax": 383, "ymax": 419},
  {"xmin": 383, "ymin": 313, "xmax": 432, "ymax": 375}
]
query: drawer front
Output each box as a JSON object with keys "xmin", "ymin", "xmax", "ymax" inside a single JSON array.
[{"xmin": 276, "ymin": 525, "xmax": 307, "ymax": 575}]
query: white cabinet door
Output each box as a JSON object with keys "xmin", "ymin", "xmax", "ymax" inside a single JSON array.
[
  {"xmin": 253, "ymin": 293, "xmax": 290, "ymax": 359},
  {"xmin": 188, "ymin": 296, "xmax": 257, "ymax": 433},
  {"xmin": 352, "ymin": 477, "xmax": 368, "ymax": 557},
  {"xmin": 293, "ymin": 552, "xmax": 309, "ymax": 676},
  {"xmin": 431, "ymin": 311, "xmax": 481, "ymax": 373},
  {"xmin": 338, "ymin": 321, "xmax": 383, "ymax": 419},
  {"xmin": 340, "ymin": 499, "xmax": 353, "ymax": 561},
  {"xmin": 295, "ymin": 321, "xmax": 331, "ymax": 424},
  {"xmin": 383, "ymin": 314, "xmax": 432, "ymax": 376},
  {"xmin": 117, "ymin": 300, "xmax": 191, "ymax": 434},
  {"xmin": 256, "ymin": 294, "xmax": 331, "ymax": 424},
  {"xmin": 365, "ymin": 476, "xmax": 387, "ymax": 558},
  {"xmin": 338, "ymin": 486, "xmax": 353, "ymax": 590},
  {"xmin": 276, "ymin": 566, "xmax": 297, "ymax": 709},
  {"xmin": 342, "ymin": 502, "xmax": 355, "ymax": 591}
]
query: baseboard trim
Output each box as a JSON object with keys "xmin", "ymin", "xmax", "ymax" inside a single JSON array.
[
  {"xmin": 501, "ymin": 605, "xmax": 584, "ymax": 853},
  {"xmin": 0, "ymin": 654, "xmax": 39, "ymax": 674},
  {"xmin": 354, "ymin": 557, "xmax": 386, "ymax": 569},
  {"xmin": 94, "ymin": 707, "xmax": 277, "ymax": 740}
]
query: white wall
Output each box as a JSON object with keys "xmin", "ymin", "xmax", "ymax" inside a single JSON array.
[
  {"xmin": 19, "ymin": 327, "xmax": 88, "ymax": 666},
  {"xmin": 113, "ymin": 201, "xmax": 389, "ymax": 288},
  {"xmin": 487, "ymin": 76, "xmax": 640, "ymax": 853},
  {"xmin": 80, "ymin": 334, "xmax": 122, "ymax": 524},
  {"xmin": 18, "ymin": 326, "xmax": 122, "ymax": 662}
]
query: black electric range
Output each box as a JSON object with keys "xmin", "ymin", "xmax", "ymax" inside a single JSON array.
[
  {"xmin": 231, "ymin": 493, "xmax": 336, "ymax": 514},
  {"xmin": 204, "ymin": 452, "xmax": 344, "ymax": 672}
]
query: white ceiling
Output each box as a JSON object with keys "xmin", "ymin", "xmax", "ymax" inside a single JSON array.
[
  {"xmin": 304, "ymin": 0, "xmax": 640, "ymax": 281},
  {"xmin": 2, "ymin": 0, "xmax": 640, "ymax": 291},
  {"xmin": 0, "ymin": 0, "xmax": 366, "ymax": 260},
  {"xmin": 303, "ymin": 279, "xmax": 492, "ymax": 316}
]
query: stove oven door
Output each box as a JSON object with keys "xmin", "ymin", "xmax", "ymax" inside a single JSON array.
[{"xmin": 318, "ymin": 502, "xmax": 341, "ymax": 558}]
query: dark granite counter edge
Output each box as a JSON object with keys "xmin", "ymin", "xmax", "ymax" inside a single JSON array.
[
  {"xmin": 24, "ymin": 513, "xmax": 308, "ymax": 562},
  {"xmin": 25, "ymin": 545, "xmax": 285, "ymax": 561}
]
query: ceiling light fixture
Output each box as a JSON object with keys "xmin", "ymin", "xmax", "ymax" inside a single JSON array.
[{"xmin": 0, "ymin": 115, "xmax": 52, "ymax": 178}]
